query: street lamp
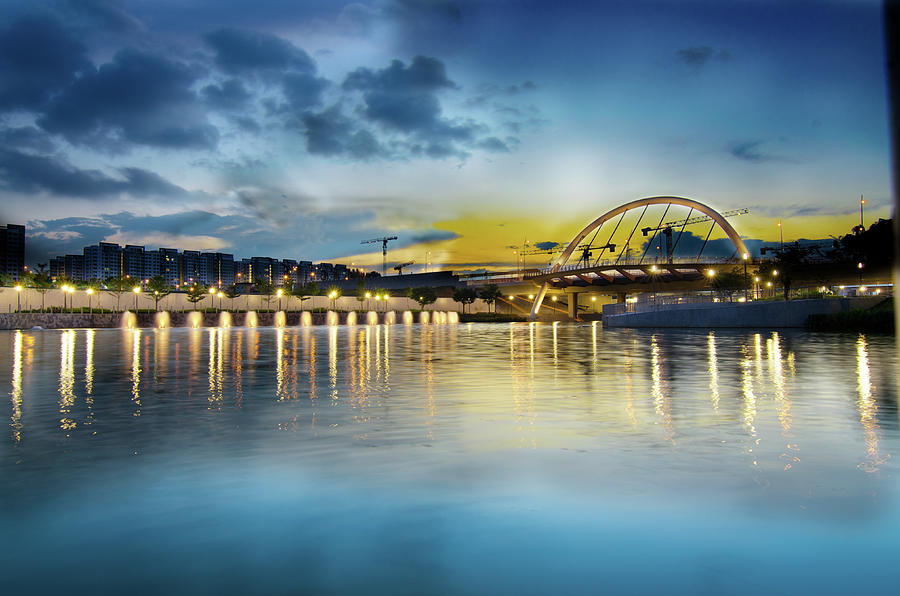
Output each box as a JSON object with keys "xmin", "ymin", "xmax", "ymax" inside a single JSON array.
[
  {"xmin": 276, "ymin": 288, "xmax": 283, "ymax": 311},
  {"xmin": 328, "ymin": 290, "xmax": 338, "ymax": 310},
  {"xmin": 132, "ymin": 286, "xmax": 140, "ymax": 311},
  {"xmin": 14, "ymin": 284, "xmax": 22, "ymax": 312},
  {"xmin": 87, "ymin": 288, "xmax": 94, "ymax": 314},
  {"xmin": 67, "ymin": 285, "xmax": 74, "ymax": 313}
]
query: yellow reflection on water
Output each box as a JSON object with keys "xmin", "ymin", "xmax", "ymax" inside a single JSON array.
[
  {"xmin": 59, "ymin": 330, "xmax": 76, "ymax": 432},
  {"xmin": 233, "ymin": 329, "xmax": 243, "ymax": 407},
  {"xmin": 740, "ymin": 343, "xmax": 758, "ymax": 464},
  {"xmin": 10, "ymin": 330, "xmax": 23, "ymax": 443},
  {"xmin": 768, "ymin": 332, "xmax": 798, "ymax": 471},
  {"xmin": 329, "ymin": 326, "xmax": 338, "ymax": 401},
  {"xmin": 650, "ymin": 335, "xmax": 673, "ymax": 442},
  {"xmin": 856, "ymin": 335, "xmax": 886, "ymax": 472},
  {"xmin": 131, "ymin": 329, "xmax": 142, "ymax": 416},
  {"xmin": 209, "ymin": 328, "xmax": 225, "ymax": 406},
  {"xmin": 85, "ymin": 329, "xmax": 94, "ymax": 397},
  {"xmin": 707, "ymin": 332, "xmax": 719, "ymax": 412},
  {"xmin": 274, "ymin": 328, "xmax": 285, "ymax": 401}
]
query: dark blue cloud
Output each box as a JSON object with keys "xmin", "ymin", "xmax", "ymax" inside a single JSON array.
[
  {"xmin": 342, "ymin": 55, "xmax": 505, "ymax": 159},
  {"xmin": 729, "ymin": 140, "xmax": 791, "ymax": 163},
  {"xmin": 0, "ymin": 148, "xmax": 190, "ymax": 198},
  {"xmin": 38, "ymin": 47, "xmax": 218, "ymax": 150},
  {"xmin": 204, "ymin": 27, "xmax": 315, "ymax": 75},
  {"xmin": 0, "ymin": 126, "xmax": 57, "ymax": 152},
  {"xmin": 60, "ymin": 0, "xmax": 143, "ymax": 33},
  {"xmin": 675, "ymin": 46, "xmax": 731, "ymax": 70},
  {"xmin": 0, "ymin": 15, "xmax": 92, "ymax": 110},
  {"xmin": 301, "ymin": 105, "xmax": 386, "ymax": 159},
  {"xmin": 282, "ymin": 72, "xmax": 329, "ymax": 110},
  {"xmin": 201, "ymin": 79, "xmax": 252, "ymax": 110}
]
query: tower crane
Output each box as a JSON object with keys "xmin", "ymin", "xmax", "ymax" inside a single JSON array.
[
  {"xmin": 393, "ymin": 261, "xmax": 415, "ymax": 274},
  {"xmin": 641, "ymin": 208, "xmax": 749, "ymax": 263},
  {"xmin": 361, "ymin": 236, "xmax": 398, "ymax": 275}
]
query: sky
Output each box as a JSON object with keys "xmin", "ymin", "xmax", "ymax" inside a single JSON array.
[{"xmin": 0, "ymin": 0, "xmax": 893, "ymax": 271}]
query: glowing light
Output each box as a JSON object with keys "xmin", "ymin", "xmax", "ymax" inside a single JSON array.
[
  {"xmin": 132, "ymin": 286, "xmax": 140, "ymax": 293},
  {"xmin": 528, "ymin": 294, "xmax": 534, "ymax": 299},
  {"xmin": 86, "ymin": 288, "xmax": 94, "ymax": 295},
  {"xmin": 15, "ymin": 285, "xmax": 22, "ymax": 292},
  {"xmin": 551, "ymin": 295, "xmax": 558, "ymax": 301},
  {"xmin": 707, "ymin": 269, "xmax": 716, "ymax": 278},
  {"xmin": 650, "ymin": 265, "xmax": 658, "ymax": 272}
]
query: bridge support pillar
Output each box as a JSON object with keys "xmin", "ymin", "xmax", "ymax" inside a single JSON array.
[{"xmin": 568, "ymin": 293, "xmax": 579, "ymax": 320}]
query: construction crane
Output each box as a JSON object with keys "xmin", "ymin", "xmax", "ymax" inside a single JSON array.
[
  {"xmin": 361, "ymin": 236, "xmax": 398, "ymax": 275},
  {"xmin": 393, "ymin": 261, "xmax": 415, "ymax": 275},
  {"xmin": 641, "ymin": 208, "xmax": 749, "ymax": 263}
]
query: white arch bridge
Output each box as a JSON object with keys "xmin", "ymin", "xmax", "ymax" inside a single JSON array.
[{"xmin": 466, "ymin": 196, "xmax": 753, "ymax": 320}]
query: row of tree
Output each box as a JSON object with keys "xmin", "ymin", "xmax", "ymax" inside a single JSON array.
[{"xmin": 3, "ymin": 264, "xmax": 505, "ymax": 313}]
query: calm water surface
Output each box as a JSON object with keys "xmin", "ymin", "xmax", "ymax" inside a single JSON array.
[{"xmin": 1, "ymin": 323, "xmax": 898, "ymax": 594}]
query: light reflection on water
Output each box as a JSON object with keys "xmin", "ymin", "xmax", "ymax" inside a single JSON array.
[{"xmin": 1, "ymin": 324, "xmax": 898, "ymax": 594}]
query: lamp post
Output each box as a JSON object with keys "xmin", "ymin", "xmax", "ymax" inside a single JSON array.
[
  {"xmin": 15, "ymin": 284, "xmax": 22, "ymax": 312},
  {"xmin": 328, "ymin": 290, "xmax": 337, "ymax": 310},
  {"xmin": 742, "ymin": 252, "xmax": 749, "ymax": 301},
  {"xmin": 132, "ymin": 286, "xmax": 140, "ymax": 311},
  {"xmin": 67, "ymin": 285, "xmax": 74, "ymax": 313},
  {"xmin": 365, "ymin": 291, "xmax": 371, "ymax": 310},
  {"xmin": 277, "ymin": 288, "xmax": 283, "ymax": 311},
  {"xmin": 209, "ymin": 286, "xmax": 216, "ymax": 312},
  {"xmin": 87, "ymin": 288, "xmax": 94, "ymax": 314}
]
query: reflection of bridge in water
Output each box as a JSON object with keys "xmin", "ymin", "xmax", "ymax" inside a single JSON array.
[{"xmin": 469, "ymin": 196, "xmax": 754, "ymax": 319}]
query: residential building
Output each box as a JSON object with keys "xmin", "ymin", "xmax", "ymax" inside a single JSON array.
[
  {"xmin": 0, "ymin": 223, "xmax": 25, "ymax": 279},
  {"xmin": 123, "ymin": 245, "xmax": 145, "ymax": 280},
  {"xmin": 83, "ymin": 242, "xmax": 122, "ymax": 280},
  {"xmin": 202, "ymin": 252, "xmax": 235, "ymax": 287}
]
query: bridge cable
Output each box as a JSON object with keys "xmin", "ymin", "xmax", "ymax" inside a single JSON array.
[
  {"xmin": 639, "ymin": 204, "xmax": 671, "ymax": 265},
  {"xmin": 593, "ymin": 212, "xmax": 626, "ymax": 267},
  {"xmin": 614, "ymin": 206, "xmax": 648, "ymax": 265},
  {"xmin": 696, "ymin": 221, "xmax": 716, "ymax": 260},
  {"xmin": 670, "ymin": 208, "xmax": 693, "ymax": 256},
  {"xmin": 581, "ymin": 222, "xmax": 605, "ymax": 266}
]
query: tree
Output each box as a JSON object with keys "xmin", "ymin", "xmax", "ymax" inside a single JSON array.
[
  {"xmin": 710, "ymin": 270, "xmax": 746, "ymax": 302},
  {"xmin": 185, "ymin": 284, "xmax": 209, "ymax": 310},
  {"xmin": 254, "ymin": 278, "xmax": 276, "ymax": 311},
  {"xmin": 412, "ymin": 286, "xmax": 437, "ymax": 310},
  {"xmin": 222, "ymin": 284, "xmax": 240, "ymax": 311},
  {"xmin": 326, "ymin": 286, "xmax": 341, "ymax": 309},
  {"xmin": 292, "ymin": 281, "xmax": 319, "ymax": 310},
  {"xmin": 104, "ymin": 276, "xmax": 134, "ymax": 312},
  {"xmin": 452, "ymin": 287, "xmax": 478, "ymax": 313},
  {"xmin": 356, "ymin": 280, "xmax": 368, "ymax": 310},
  {"xmin": 29, "ymin": 271, "xmax": 54, "ymax": 312},
  {"xmin": 146, "ymin": 276, "xmax": 172, "ymax": 311},
  {"xmin": 478, "ymin": 284, "xmax": 502, "ymax": 313}
]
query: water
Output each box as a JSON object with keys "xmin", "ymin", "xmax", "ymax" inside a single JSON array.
[{"xmin": 1, "ymin": 324, "xmax": 897, "ymax": 594}]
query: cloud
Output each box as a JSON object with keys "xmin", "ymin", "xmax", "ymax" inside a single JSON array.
[
  {"xmin": 282, "ymin": 72, "xmax": 329, "ymax": 110},
  {"xmin": 675, "ymin": 46, "xmax": 731, "ymax": 70},
  {"xmin": 341, "ymin": 55, "xmax": 504, "ymax": 159},
  {"xmin": 204, "ymin": 28, "xmax": 316, "ymax": 75},
  {"xmin": 476, "ymin": 137, "xmax": 512, "ymax": 153},
  {"xmin": 0, "ymin": 126, "xmax": 57, "ymax": 153},
  {"xmin": 0, "ymin": 15, "xmax": 93, "ymax": 110},
  {"xmin": 409, "ymin": 230, "xmax": 459, "ymax": 244},
  {"xmin": 0, "ymin": 149, "xmax": 190, "ymax": 198},
  {"xmin": 61, "ymin": 0, "xmax": 143, "ymax": 33},
  {"xmin": 534, "ymin": 241, "xmax": 560, "ymax": 251},
  {"xmin": 301, "ymin": 105, "xmax": 387, "ymax": 159},
  {"xmin": 201, "ymin": 79, "xmax": 252, "ymax": 110},
  {"xmin": 38, "ymin": 48, "xmax": 218, "ymax": 150},
  {"xmin": 728, "ymin": 140, "xmax": 791, "ymax": 163}
]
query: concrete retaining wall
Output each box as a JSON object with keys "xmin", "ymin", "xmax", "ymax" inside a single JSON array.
[{"xmin": 602, "ymin": 297, "xmax": 884, "ymax": 328}]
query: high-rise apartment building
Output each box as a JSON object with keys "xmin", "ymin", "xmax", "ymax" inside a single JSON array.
[
  {"xmin": 0, "ymin": 223, "xmax": 25, "ymax": 279},
  {"xmin": 83, "ymin": 242, "xmax": 122, "ymax": 280}
]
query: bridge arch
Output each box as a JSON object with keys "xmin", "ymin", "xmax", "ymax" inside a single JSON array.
[{"xmin": 530, "ymin": 196, "xmax": 749, "ymax": 318}]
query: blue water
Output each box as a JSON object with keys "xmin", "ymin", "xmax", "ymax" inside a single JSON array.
[{"xmin": 1, "ymin": 324, "xmax": 897, "ymax": 594}]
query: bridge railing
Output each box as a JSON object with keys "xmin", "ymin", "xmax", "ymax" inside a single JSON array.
[
  {"xmin": 603, "ymin": 294, "xmax": 724, "ymax": 316},
  {"xmin": 524, "ymin": 256, "xmax": 742, "ymax": 279}
]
